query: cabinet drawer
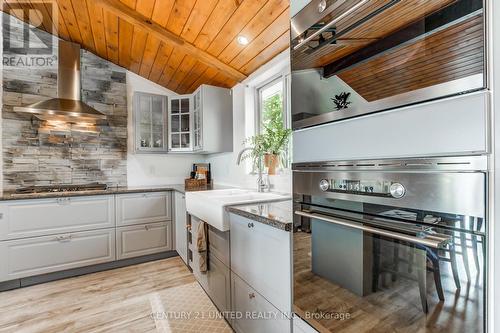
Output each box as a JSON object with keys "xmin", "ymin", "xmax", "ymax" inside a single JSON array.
[
  {"xmin": 230, "ymin": 214, "xmax": 291, "ymax": 314},
  {"xmin": 116, "ymin": 221, "xmax": 172, "ymax": 260},
  {"xmin": 0, "ymin": 228, "xmax": 115, "ymax": 282},
  {"xmin": 0, "ymin": 196, "xmax": 115, "ymax": 240},
  {"xmin": 192, "ymin": 251, "xmax": 230, "ymax": 313},
  {"xmin": 116, "ymin": 192, "xmax": 171, "ymax": 226},
  {"xmin": 232, "ymin": 273, "xmax": 291, "ymax": 333}
]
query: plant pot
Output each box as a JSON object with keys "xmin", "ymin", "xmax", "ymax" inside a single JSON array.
[{"xmin": 264, "ymin": 153, "xmax": 279, "ymax": 175}]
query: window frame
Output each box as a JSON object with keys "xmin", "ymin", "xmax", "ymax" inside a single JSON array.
[{"xmin": 254, "ymin": 73, "xmax": 291, "ymax": 169}]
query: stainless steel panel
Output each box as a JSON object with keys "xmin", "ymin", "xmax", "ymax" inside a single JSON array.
[{"xmin": 293, "ymin": 156, "xmax": 487, "ymax": 218}]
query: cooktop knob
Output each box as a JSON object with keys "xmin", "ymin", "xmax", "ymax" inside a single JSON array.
[
  {"xmin": 319, "ymin": 179, "xmax": 330, "ymax": 192},
  {"xmin": 390, "ymin": 183, "xmax": 406, "ymax": 198}
]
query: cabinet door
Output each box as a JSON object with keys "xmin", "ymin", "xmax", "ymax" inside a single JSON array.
[
  {"xmin": 230, "ymin": 214, "xmax": 291, "ymax": 314},
  {"xmin": 169, "ymin": 96, "xmax": 192, "ymax": 151},
  {"xmin": 0, "ymin": 196, "xmax": 115, "ymax": 240},
  {"xmin": 174, "ymin": 192, "xmax": 187, "ymax": 263},
  {"xmin": 116, "ymin": 192, "xmax": 171, "ymax": 226},
  {"xmin": 193, "ymin": 89, "xmax": 202, "ymax": 151},
  {"xmin": 232, "ymin": 273, "xmax": 291, "ymax": 333},
  {"xmin": 116, "ymin": 221, "xmax": 171, "ymax": 260},
  {"xmin": 135, "ymin": 92, "xmax": 168, "ymax": 152},
  {"xmin": 0, "ymin": 228, "xmax": 115, "ymax": 282}
]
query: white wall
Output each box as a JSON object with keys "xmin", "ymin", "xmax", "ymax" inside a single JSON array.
[
  {"xmin": 206, "ymin": 50, "xmax": 292, "ymax": 194},
  {"xmin": 126, "ymin": 71, "xmax": 205, "ymax": 186}
]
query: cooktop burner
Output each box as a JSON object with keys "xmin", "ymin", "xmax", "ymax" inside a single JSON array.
[{"xmin": 15, "ymin": 183, "xmax": 108, "ymax": 194}]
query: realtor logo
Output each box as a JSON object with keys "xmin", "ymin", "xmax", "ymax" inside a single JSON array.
[{"xmin": 2, "ymin": 0, "xmax": 57, "ymax": 68}]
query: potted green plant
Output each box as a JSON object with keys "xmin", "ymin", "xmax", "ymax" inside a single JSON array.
[{"xmin": 241, "ymin": 94, "xmax": 292, "ymax": 175}]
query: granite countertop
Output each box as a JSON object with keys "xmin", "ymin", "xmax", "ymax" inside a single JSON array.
[
  {"xmin": 0, "ymin": 183, "xmax": 237, "ymax": 201},
  {"xmin": 226, "ymin": 200, "xmax": 293, "ymax": 232}
]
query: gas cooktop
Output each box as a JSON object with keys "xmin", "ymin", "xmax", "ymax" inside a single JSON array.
[{"xmin": 15, "ymin": 183, "xmax": 108, "ymax": 194}]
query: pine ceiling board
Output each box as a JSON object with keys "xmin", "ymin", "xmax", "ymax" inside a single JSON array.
[
  {"xmin": 103, "ymin": 11, "xmax": 119, "ymax": 63},
  {"xmin": 180, "ymin": 0, "xmax": 219, "ymax": 43},
  {"xmin": 240, "ymin": 29, "xmax": 289, "ymax": 75},
  {"xmin": 188, "ymin": 67, "xmax": 219, "ymax": 92},
  {"xmin": 70, "ymin": 0, "xmax": 96, "ymax": 53},
  {"xmin": 204, "ymin": 0, "xmax": 267, "ymax": 57},
  {"xmin": 118, "ymin": 17, "xmax": 134, "ymax": 68},
  {"xmin": 192, "ymin": 0, "xmax": 238, "ymax": 51},
  {"xmin": 177, "ymin": 61, "xmax": 209, "ymax": 93},
  {"xmin": 129, "ymin": 0, "xmax": 156, "ymax": 73},
  {"xmin": 29, "ymin": 0, "xmax": 58, "ymax": 38},
  {"xmin": 57, "ymin": 0, "xmax": 83, "ymax": 44},
  {"xmin": 167, "ymin": 54, "xmax": 198, "ymax": 92},
  {"xmin": 148, "ymin": 42, "xmax": 174, "ymax": 82},
  {"xmin": 141, "ymin": 0, "xmax": 176, "ymax": 78},
  {"xmin": 151, "ymin": 0, "xmax": 175, "ymax": 27},
  {"xmin": 229, "ymin": 8, "xmax": 289, "ymax": 70},
  {"xmin": 139, "ymin": 34, "xmax": 162, "ymax": 77},
  {"xmin": 166, "ymin": 0, "xmax": 197, "ymax": 36},
  {"xmin": 51, "ymin": 1, "xmax": 71, "ymax": 41},
  {"xmin": 172, "ymin": 0, "xmax": 219, "ymax": 92},
  {"xmin": 218, "ymin": 0, "xmax": 290, "ymax": 64},
  {"xmin": 85, "ymin": 0, "xmax": 107, "ymax": 57},
  {"xmin": 159, "ymin": 48, "xmax": 186, "ymax": 87}
]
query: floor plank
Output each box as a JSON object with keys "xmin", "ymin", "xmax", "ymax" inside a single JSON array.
[{"xmin": 0, "ymin": 257, "xmax": 230, "ymax": 333}]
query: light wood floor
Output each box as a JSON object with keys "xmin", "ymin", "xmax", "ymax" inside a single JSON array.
[{"xmin": 0, "ymin": 257, "xmax": 230, "ymax": 333}]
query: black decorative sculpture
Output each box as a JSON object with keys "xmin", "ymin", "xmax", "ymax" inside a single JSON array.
[{"xmin": 331, "ymin": 92, "xmax": 352, "ymax": 111}]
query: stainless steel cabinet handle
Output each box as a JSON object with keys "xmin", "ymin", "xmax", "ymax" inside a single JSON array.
[
  {"xmin": 295, "ymin": 210, "xmax": 446, "ymax": 248},
  {"xmin": 55, "ymin": 235, "xmax": 72, "ymax": 242},
  {"xmin": 247, "ymin": 222, "xmax": 254, "ymax": 228},
  {"xmin": 248, "ymin": 292, "xmax": 255, "ymax": 299}
]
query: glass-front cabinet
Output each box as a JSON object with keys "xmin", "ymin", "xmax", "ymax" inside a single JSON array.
[
  {"xmin": 134, "ymin": 92, "xmax": 168, "ymax": 153},
  {"xmin": 192, "ymin": 90, "xmax": 202, "ymax": 151},
  {"xmin": 169, "ymin": 95, "xmax": 192, "ymax": 151}
]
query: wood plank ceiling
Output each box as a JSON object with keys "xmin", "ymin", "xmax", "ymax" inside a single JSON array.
[{"xmin": 2, "ymin": 0, "xmax": 290, "ymax": 94}]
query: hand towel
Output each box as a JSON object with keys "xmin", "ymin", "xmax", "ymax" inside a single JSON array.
[{"xmin": 197, "ymin": 221, "xmax": 209, "ymax": 273}]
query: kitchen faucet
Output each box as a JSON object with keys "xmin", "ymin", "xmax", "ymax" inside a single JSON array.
[{"xmin": 236, "ymin": 148, "xmax": 270, "ymax": 193}]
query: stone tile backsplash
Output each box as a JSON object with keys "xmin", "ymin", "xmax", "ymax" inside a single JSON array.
[{"xmin": 2, "ymin": 34, "xmax": 128, "ymax": 190}]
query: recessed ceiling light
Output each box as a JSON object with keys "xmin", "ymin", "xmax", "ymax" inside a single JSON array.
[{"xmin": 237, "ymin": 35, "xmax": 249, "ymax": 45}]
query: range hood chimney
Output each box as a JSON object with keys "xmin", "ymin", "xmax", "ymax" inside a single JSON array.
[{"xmin": 14, "ymin": 41, "xmax": 107, "ymax": 123}]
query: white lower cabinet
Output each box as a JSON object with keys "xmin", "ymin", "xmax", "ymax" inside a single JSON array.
[
  {"xmin": 0, "ymin": 195, "xmax": 115, "ymax": 240},
  {"xmin": 230, "ymin": 213, "xmax": 291, "ymax": 314},
  {"xmin": 116, "ymin": 192, "xmax": 171, "ymax": 226},
  {"xmin": 0, "ymin": 228, "xmax": 115, "ymax": 282},
  {"xmin": 116, "ymin": 221, "xmax": 172, "ymax": 260},
  {"xmin": 232, "ymin": 273, "xmax": 291, "ymax": 333}
]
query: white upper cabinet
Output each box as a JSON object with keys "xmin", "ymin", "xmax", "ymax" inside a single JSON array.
[
  {"xmin": 134, "ymin": 92, "xmax": 168, "ymax": 153},
  {"xmin": 169, "ymin": 95, "xmax": 193, "ymax": 152},
  {"xmin": 167, "ymin": 84, "xmax": 233, "ymax": 154}
]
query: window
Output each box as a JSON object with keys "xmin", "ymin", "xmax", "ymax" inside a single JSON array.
[
  {"xmin": 255, "ymin": 75, "xmax": 291, "ymax": 169},
  {"xmin": 257, "ymin": 77, "xmax": 286, "ymax": 134}
]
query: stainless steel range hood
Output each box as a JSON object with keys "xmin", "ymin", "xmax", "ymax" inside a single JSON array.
[{"xmin": 14, "ymin": 41, "xmax": 107, "ymax": 123}]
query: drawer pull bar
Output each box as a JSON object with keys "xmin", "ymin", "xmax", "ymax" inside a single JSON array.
[{"xmin": 55, "ymin": 235, "xmax": 72, "ymax": 242}]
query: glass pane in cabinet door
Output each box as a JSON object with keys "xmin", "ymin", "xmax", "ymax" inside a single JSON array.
[
  {"xmin": 181, "ymin": 98, "xmax": 189, "ymax": 113},
  {"xmin": 181, "ymin": 133, "xmax": 190, "ymax": 148},
  {"xmin": 139, "ymin": 127, "xmax": 151, "ymax": 148},
  {"xmin": 139, "ymin": 107, "xmax": 151, "ymax": 125},
  {"xmin": 171, "ymin": 133, "xmax": 180, "ymax": 148},
  {"xmin": 171, "ymin": 115, "xmax": 180, "ymax": 132},
  {"xmin": 152, "ymin": 132, "xmax": 163, "ymax": 149},
  {"xmin": 152, "ymin": 100, "xmax": 163, "ymax": 125},
  {"xmin": 181, "ymin": 114, "xmax": 190, "ymax": 132},
  {"xmin": 171, "ymin": 99, "xmax": 180, "ymax": 114}
]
